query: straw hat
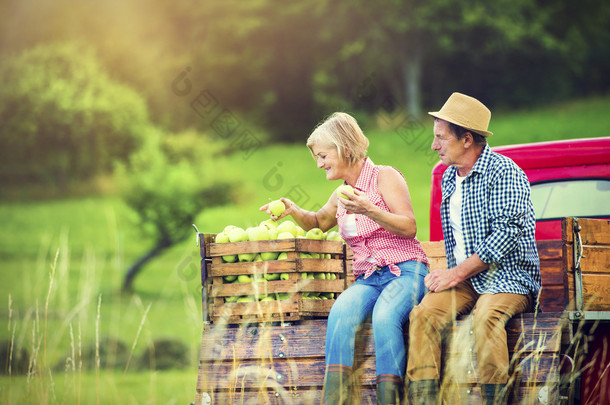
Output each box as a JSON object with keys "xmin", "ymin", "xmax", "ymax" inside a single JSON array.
[{"xmin": 428, "ymin": 92, "xmax": 493, "ymax": 137}]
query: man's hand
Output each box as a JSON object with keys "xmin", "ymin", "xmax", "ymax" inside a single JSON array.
[{"xmin": 424, "ymin": 268, "xmax": 462, "ymax": 293}]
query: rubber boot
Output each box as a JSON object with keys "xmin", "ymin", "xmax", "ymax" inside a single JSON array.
[
  {"xmin": 409, "ymin": 379, "xmax": 439, "ymax": 405},
  {"xmin": 482, "ymin": 384, "xmax": 507, "ymax": 405},
  {"xmin": 376, "ymin": 374, "xmax": 404, "ymax": 405},
  {"xmin": 323, "ymin": 365, "xmax": 352, "ymax": 405}
]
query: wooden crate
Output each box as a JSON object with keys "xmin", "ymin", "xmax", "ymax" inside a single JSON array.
[
  {"xmin": 562, "ymin": 218, "xmax": 610, "ymax": 312},
  {"xmin": 202, "ymin": 233, "xmax": 347, "ymax": 324}
]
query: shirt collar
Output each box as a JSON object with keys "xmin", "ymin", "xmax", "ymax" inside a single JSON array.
[
  {"xmin": 353, "ymin": 157, "xmax": 374, "ymax": 191},
  {"xmin": 469, "ymin": 145, "xmax": 493, "ymax": 176}
]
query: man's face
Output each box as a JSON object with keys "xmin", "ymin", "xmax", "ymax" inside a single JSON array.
[{"xmin": 431, "ymin": 119, "xmax": 466, "ymax": 167}]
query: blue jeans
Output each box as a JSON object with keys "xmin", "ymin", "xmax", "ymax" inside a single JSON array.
[{"xmin": 325, "ymin": 260, "xmax": 428, "ymax": 378}]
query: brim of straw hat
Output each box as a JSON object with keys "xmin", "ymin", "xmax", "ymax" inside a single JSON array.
[{"xmin": 428, "ymin": 110, "xmax": 493, "ymax": 137}]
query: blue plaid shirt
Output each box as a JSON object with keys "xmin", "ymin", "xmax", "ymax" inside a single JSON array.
[{"xmin": 441, "ymin": 145, "xmax": 541, "ymax": 295}]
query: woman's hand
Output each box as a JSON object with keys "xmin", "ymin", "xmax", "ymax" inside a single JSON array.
[
  {"xmin": 259, "ymin": 197, "xmax": 295, "ymax": 220},
  {"xmin": 336, "ymin": 188, "xmax": 374, "ymax": 216}
]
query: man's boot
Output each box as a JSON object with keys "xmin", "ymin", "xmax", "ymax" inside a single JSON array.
[
  {"xmin": 409, "ymin": 379, "xmax": 439, "ymax": 405},
  {"xmin": 323, "ymin": 365, "xmax": 351, "ymax": 405},
  {"xmin": 376, "ymin": 374, "xmax": 404, "ymax": 405},
  {"xmin": 481, "ymin": 383, "xmax": 507, "ymax": 405}
]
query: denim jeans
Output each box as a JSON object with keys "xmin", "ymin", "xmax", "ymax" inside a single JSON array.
[{"xmin": 325, "ymin": 260, "xmax": 428, "ymax": 378}]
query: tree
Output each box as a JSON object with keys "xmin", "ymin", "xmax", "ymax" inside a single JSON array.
[
  {"xmin": 117, "ymin": 129, "xmax": 237, "ymax": 292},
  {"xmin": 0, "ymin": 42, "xmax": 149, "ymax": 191}
]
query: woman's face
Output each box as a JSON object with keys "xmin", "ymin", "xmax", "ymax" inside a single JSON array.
[{"xmin": 311, "ymin": 143, "xmax": 348, "ymax": 181}]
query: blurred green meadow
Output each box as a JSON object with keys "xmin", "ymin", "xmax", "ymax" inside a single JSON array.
[{"xmin": 1, "ymin": 96, "xmax": 609, "ymax": 404}]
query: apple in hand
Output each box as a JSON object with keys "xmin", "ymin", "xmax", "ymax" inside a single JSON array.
[
  {"xmin": 306, "ymin": 228, "xmax": 324, "ymax": 240},
  {"xmin": 268, "ymin": 199, "xmax": 286, "ymax": 217},
  {"xmin": 336, "ymin": 184, "xmax": 355, "ymax": 200}
]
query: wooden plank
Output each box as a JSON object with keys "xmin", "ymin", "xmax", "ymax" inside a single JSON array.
[
  {"xmin": 563, "ymin": 217, "xmax": 610, "ymax": 245},
  {"xmin": 208, "ymin": 238, "xmax": 345, "ymax": 256},
  {"xmin": 198, "ymin": 314, "xmax": 564, "ymax": 361},
  {"xmin": 567, "ymin": 272, "xmax": 610, "ymax": 311},
  {"xmin": 421, "ymin": 240, "xmax": 446, "ymax": 258},
  {"xmin": 197, "ymin": 385, "xmax": 558, "ymax": 405}
]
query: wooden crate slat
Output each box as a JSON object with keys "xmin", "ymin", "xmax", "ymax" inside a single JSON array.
[
  {"xmin": 420, "ymin": 241, "xmax": 446, "ymax": 258},
  {"xmin": 563, "ymin": 217, "xmax": 610, "ymax": 245}
]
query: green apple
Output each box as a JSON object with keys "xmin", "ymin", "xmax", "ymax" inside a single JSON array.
[
  {"xmin": 236, "ymin": 295, "xmax": 255, "ymax": 302},
  {"xmin": 260, "ymin": 219, "xmax": 278, "ymax": 229},
  {"xmin": 260, "ymin": 296, "xmax": 275, "ymax": 302},
  {"xmin": 296, "ymin": 226, "xmax": 306, "ymax": 237},
  {"xmin": 280, "ymin": 273, "xmax": 289, "ymax": 280},
  {"xmin": 307, "ymin": 273, "xmax": 315, "ymax": 279},
  {"xmin": 260, "ymin": 251, "xmax": 279, "ymax": 261},
  {"xmin": 314, "ymin": 272, "xmax": 327, "ymax": 280},
  {"xmin": 248, "ymin": 225, "xmax": 271, "ymax": 241},
  {"xmin": 267, "ymin": 228, "xmax": 279, "ymax": 239},
  {"xmin": 268, "ymin": 199, "xmax": 286, "ymax": 217},
  {"xmin": 224, "ymin": 296, "xmax": 239, "ymax": 303},
  {"xmin": 329, "ymin": 273, "xmax": 337, "ymax": 280},
  {"xmin": 238, "ymin": 252, "xmax": 256, "ymax": 262},
  {"xmin": 264, "ymin": 273, "xmax": 280, "ymax": 281},
  {"xmin": 223, "ymin": 275, "xmax": 237, "ymax": 282},
  {"xmin": 277, "ymin": 252, "xmax": 288, "ymax": 260},
  {"xmin": 277, "ymin": 231, "xmax": 294, "ymax": 239},
  {"xmin": 215, "ymin": 232, "xmax": 229, "ymax": 243},
  {"xmin": 237, "ymin": 274, "xmax": 253, "ymax": 283},
  {"xmin": 326, "ymin": 231, "xmax": 342, "ymax": 241},
  {"xmin": 310, "ymin": 253, "xmax": 320, "ymax": 259},
  {"xmin": 300, "ymin": 252, "xmax": 312, "ymax": 259},
  {"xmin": 306, "ymin": 227, "xmax": 324, "ymax": 240},
  {"xmin": 216, "ymin": 232, "xmax": 237, "ymax": 262},
  {"xmin": 253, "ymin": 254, "xmax": 263, "ymax": 262},
  {"xmin": 277, "ymin": 293, "xmax": 290, "ymax": 300},
  {"xmin": 228, "ymin": 227, "xmax": 247, "ymax": 243},
  {"xmin": 222, "ymin": 225, "xmax": 238, "ymax": 234},
  {"xmin": 222, "ymin": 255, "xmax": 238, "ymax": 263},
  {"xmin": 336, "ymin": 184, "xmax": 355, "ymax": 200},
  {"xmin": 277, "ymin": 220, "xmax": 298, "ymax": 237},
  {"xmin": 301, "ymin": 272, "xmax": 308, "ymax": 279}
]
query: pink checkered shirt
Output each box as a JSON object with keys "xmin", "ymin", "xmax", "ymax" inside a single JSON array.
[{"xmin": 337, "ymin": 158, "xmax": 429, "ymax": 280}]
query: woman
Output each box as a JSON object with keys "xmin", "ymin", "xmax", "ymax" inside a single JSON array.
[{"xmin": 261, "ymin": 112, "xmax": 428, "ymax": 405}]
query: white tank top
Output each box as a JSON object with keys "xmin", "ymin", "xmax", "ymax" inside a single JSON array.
[{"xmin": 449, "ymin": 174, "xmax": 468, "ymax": 265}]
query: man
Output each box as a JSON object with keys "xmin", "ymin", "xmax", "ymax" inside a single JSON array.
[{"xmin": 407, "ymin": 93, "xmax": 541, "ymax": 404}]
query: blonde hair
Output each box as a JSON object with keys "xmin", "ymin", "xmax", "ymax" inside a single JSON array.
[{"xmin": 306, "ymin": 112, "xmax": 369, "ymax": 166}]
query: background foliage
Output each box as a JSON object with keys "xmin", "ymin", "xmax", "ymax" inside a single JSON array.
[{"xmin": 1, "ymin": 0, "xmax": 609, "ymax": 143}]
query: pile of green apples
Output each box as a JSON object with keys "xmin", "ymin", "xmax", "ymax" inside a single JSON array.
[
  {"xmin": 213, "ymin": 208, "xmax": 344, "ymax": 303},
  {"xmin": 214, "ymin": 218, "xmax": 343, "ymax": 263}
]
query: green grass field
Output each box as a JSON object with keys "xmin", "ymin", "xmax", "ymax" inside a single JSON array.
[{"xmin": 1, "ymin": 96, "xmax": 608, "ymax": 404}]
